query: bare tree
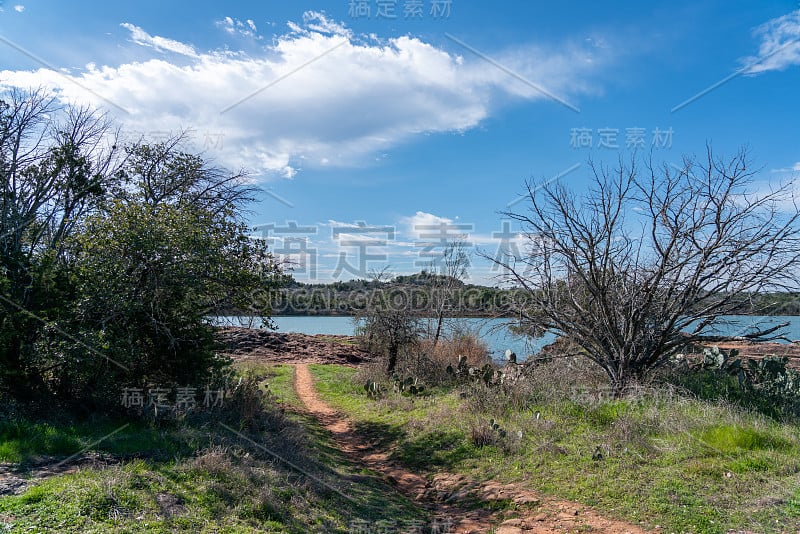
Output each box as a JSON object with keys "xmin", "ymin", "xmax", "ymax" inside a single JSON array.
[
  {"xmin": 428, "ymin": 240, "xmax": 470, "ymax": 348},
  {"xmin": 493, "ymin": 148, "xmax": 800, "ymax": 395},
  {"xmin": 0, "ymin": 89, "xmax": 120, "ymax": 270},
  {"xmin": 355, "ymin": 268, "xmax": 423, "ymax": 376},
  {"xmin": 112, "ymin": 131, "xmax": 257, "ymax": 217}
]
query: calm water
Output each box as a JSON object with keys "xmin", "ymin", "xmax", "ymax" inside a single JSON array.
[
  {"xmin": 214, "ymin": 315, "xmax": 551, "ymax": 362},
  {"xmin": 214, "ymin": 315, "xmax": 800, "ymax": 363}
]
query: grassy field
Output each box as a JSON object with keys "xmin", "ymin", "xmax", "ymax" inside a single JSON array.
[
  {"xmin": 4, "ymin": 360, "xmax": 800, "ymax": 533},
  {"xmin": 310, "ymin": 364, "xmax": 800, "ymax": 534},
  {"xmin": 0, "ymin": 363, "xmax": 424, "ymax": 533}
]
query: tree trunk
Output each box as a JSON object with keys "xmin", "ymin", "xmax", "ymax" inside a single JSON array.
[
  {"xmin": 387, "ymin": 345, "xmax": 398, "ymax": 377},
  {"xmin": 432, "ymin": 309, "xmax": 444, "ymax": 349}
]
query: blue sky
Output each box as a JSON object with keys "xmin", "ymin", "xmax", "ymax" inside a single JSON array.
[{"xmin": 1, "ymin": 1, "xmax": 799, "ymax": 284}]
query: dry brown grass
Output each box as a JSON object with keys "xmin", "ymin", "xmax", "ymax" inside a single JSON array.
[
  {"xmin": 353, "ymin": 359, "xmax": 391, "ymax": 387},
  {"xmin": 220, "ymin": 373, "xmax": 289, "ymax": 432},
  {"xmin": 191, "ymin": 445, "xmax": 234, "ymax": 474},
  {"xmin": 469, "ymin": 422, "xmax": 498, "ymax": 447},
  {"xmin": 419, "ymin": 333, "xmax": 491, "ymax": 369},
  {"xmin": 354, "ymin": 333, "xmax": 492, "ymax": 387}
]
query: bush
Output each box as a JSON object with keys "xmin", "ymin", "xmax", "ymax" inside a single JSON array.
[
  {"xmin": 670, "ymin": 346, "xmax": 800, "ymax": 420},
  {"xmin": 409, "ymin": 332, "xmax": 492, "ymax": 386},
  {"xmin": 420, "ymin": 330, "xmax": 490, "ymax": 369},
  {"xmin": 0, "ymin": 94, "xmax": 287, "ymax": 409},
  {"xmin": 222, "ymin": 374, "xmax": 285, "ymax": 431},
  {"xmin": 496, "ymin": 149, "xmax": 800, "ymax": 395},
  {"xmin": 354, "ymin": 289, "xmax": 422, "ymax": 376},
  {"xmin": 521, "ymin": 353, "xmax": 608, "ymax": 403},
  {"xmin": 355, "ymin": 331, "xmax": 492, "ymax": 391},
  {"xmin": 353, "ymin": 361, "xmax": 390, "ymax": 392}
]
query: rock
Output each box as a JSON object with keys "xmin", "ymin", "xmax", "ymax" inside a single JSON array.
[
  {"xmin": 513, "ymin": 494, "xmax": 540, "ymax": 506},
  {"xmin": 0, "ymin": 477, "xmax": 27, "ymax": 496},
  {"xmin": 557, "ymin": 511, "xmax": 577, "ymax": 521},
  {"xmin": 214, "ymin": 327, "xmax": 373, "ymax": 365}
]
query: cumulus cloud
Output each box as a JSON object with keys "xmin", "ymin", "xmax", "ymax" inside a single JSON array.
[
  {"xmin": 400, "ymin": 211, "xmax": 455, "ymax": 235},
  {"xmin": 743, "ymin": 9, "xmax": 800, "ymax": 74},
  {"xmin": 14, "ymin": 5, "xmax": 24, "ymax": 13},
  {"xmin": 0, "ymin": 11, "xmax": 611, "ymax": 179}
]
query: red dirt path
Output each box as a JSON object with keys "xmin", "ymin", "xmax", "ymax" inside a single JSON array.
[{"xmin": 293, "ymin": 363, "xmax": 652, "ymax": 534}]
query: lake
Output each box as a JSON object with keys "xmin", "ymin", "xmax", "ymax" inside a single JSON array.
[
  {"xmin": 215, "ymin": 315, "xmax": 550, "ymax": 362},
  {"xmin": 214, "ymin": 315, "xmax": 800, "ymax": 363}
]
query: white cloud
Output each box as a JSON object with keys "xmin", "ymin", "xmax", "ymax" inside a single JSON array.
[
  {"xmin": 216, "ymin": 16, "xmax": 261, "ymax": 39},
  {"xmin": 400, "ymin": 211, "xmax": 454, "ymax": 236},
  {"xmin": 218, "ymin": 16, "xmax": 235, "ymax": 33},
  {"xmin": 743, "ymin": 9, "xmax": 800, "ymax": 74},
  {"xmin": 119, "ymin": 23, "xmax": 198, "ymax": 57},
  {"xmin": 0, "ymin": 11, "xmax": 610, "ymax": 180},
  {"xmin": 298, "ymin": 10, "xmax": 352, "ymax": 38},
  {"xmin": 325, "ymin": 219, "xmax": 365, "ymax": 229},
  {"xmin": 262, "ymin": 213, "xmax": 514, "ymax": 282},
  {"xmin": 733, "ymin": 177, "xmax": 800, "ymax": 214},
  {"xmin": 770, "ymin": 162, "xmax": 800, "ymax": 173},
  {"xmin": 14, "ymin": 5, "xmax": 24, "ymax": 13}
]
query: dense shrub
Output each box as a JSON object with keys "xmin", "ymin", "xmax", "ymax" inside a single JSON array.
[
  {"xmin": 0, "ymin": 91, "xmax": 285, "ymax": 409},
  {"xmin": 671, "ymin": 346, "xmax": 800, "ymax": 420}
]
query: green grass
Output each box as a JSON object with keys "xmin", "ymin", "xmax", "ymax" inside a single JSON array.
[
  {"xmin": 697, "ymin": 424, "xmax": 791, "ymax": 453},
  {"xmin": 8, "ymin": 361, "xmax": 800, "ymax": 533},
  {"xmin": 309, "ymin": 364, "xmax": 459, "ymax": 426},
  {"xmin": 0, "ymin": 418, "xmax": 200, "ymax": 464},
  {"xmin": 310, "ymin": 364, "xmax": 800, "ymax": 534},
  {"xmin": 0, "ymin": 428, "xmax": 424, "ymax": 533},
  {"xmin": 0, "ymin": 454, "xmax": 357, "ymax": 533},
  {"xmin": 0, "ymin": 364, "xmax": 426, "ymax": 533},
  {"xmin": 233, "ymin": 362, "xmax": 300, "ymax": 407},
  {"xmin": 0, "ymin": 421, "xmax": 82, "ymax": 463}
]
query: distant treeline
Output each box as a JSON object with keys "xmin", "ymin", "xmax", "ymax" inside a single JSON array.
[
  {"xmin": 746, "ymin": 292, "xmax": 800, "ymax": 315},
  {"xmin": 268, "ymin": 273, "xmax": 524, "ymax": 317},
  {"xmin": 250, "ymin": 273, "xmax": 800, "ymax": 318}
]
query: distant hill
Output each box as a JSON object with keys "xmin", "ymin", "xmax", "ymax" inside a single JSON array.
[
  {"xmin": 219, "ymin": 272, "xmax": 800, "ymax": 318},
  {"xmin": 272, "ymin": 272, "xmax": 512, "ymax": 317}
]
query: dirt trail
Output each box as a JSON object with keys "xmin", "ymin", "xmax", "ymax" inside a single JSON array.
[{"xmin": 293, "ymin": 363, "xmax": 652, "ymax": 534}]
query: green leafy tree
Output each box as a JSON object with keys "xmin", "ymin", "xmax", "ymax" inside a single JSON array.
[
  {"xmin": 0, "ymin": 90, "xmax": 118, "ymax": 399},
  {"xmin": 64, "ymin": 140, "xmax": 285, "ymax": 406},
  {"xmin": 0, "ymin": 90, "xmax": 286, "ymax": 407}
]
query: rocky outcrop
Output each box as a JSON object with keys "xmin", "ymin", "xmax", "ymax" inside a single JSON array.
[{"xmin": 214, "ymin": 326, "xmax": 373, "ymax": 365}]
